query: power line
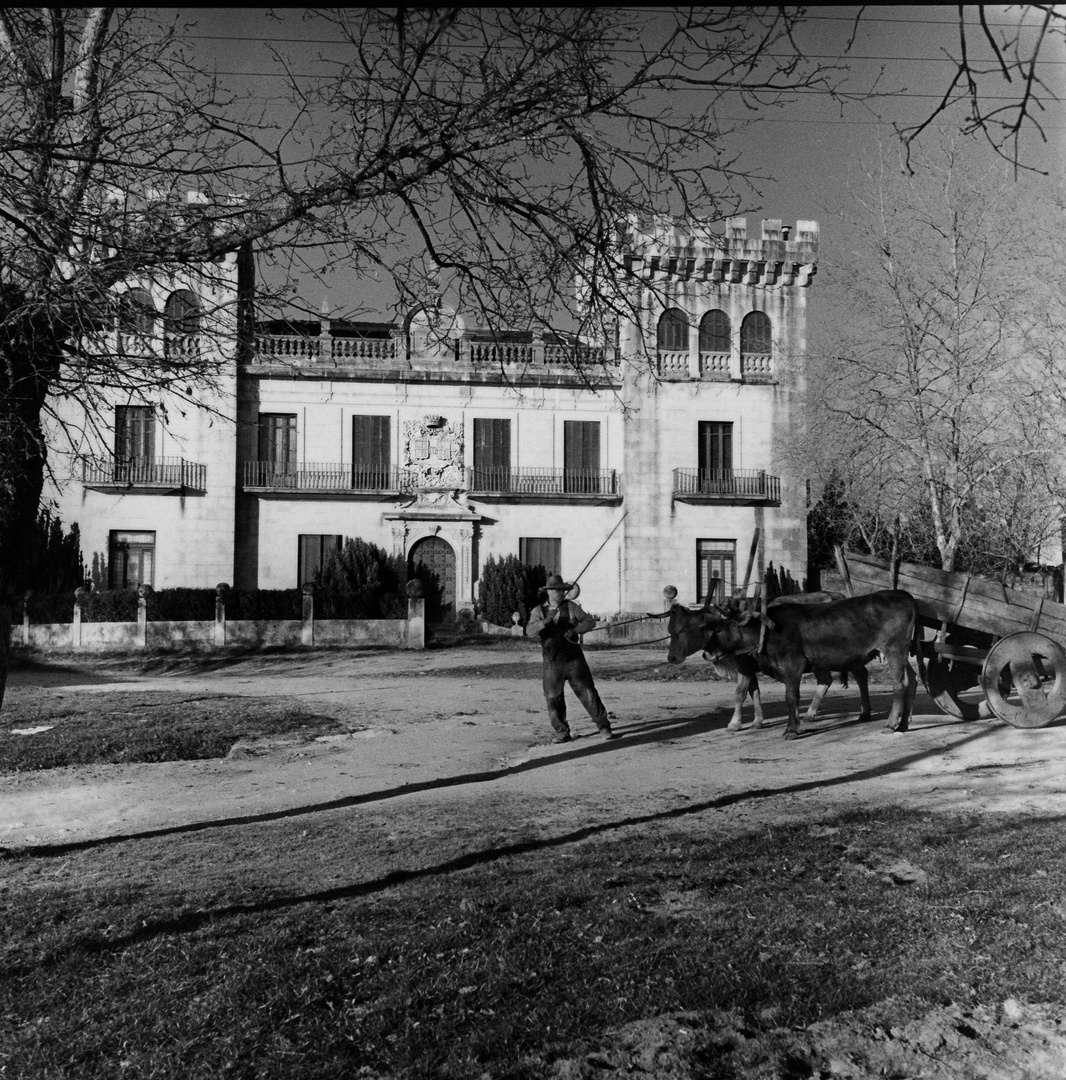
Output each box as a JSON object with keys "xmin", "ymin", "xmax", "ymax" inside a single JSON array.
[{"xmin": 206, "ymin": 69, "xmax": 1060, "ymax": 105}]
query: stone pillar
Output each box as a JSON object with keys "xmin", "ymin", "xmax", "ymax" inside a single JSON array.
[
  {"xmin": 405, "ymin": 578, "xmax": 425, "ymax": 650},
  {"xmin": 73, "ymin": 587, "xmax": 87, "ymax": 650},
  {"xmin": 137, "ymin": 584, "xmax": 151, "ymax": 648},
  {"xmin": 215, "ymin": 582, "xmax": 229, "ymax": 647},
  {"xmin": 301, "ymin": 582, "xmax": 314, "ymax": 647},
  {"xmin": 687, "ymin": 315, "xmax": 700, "ymax": 380}
]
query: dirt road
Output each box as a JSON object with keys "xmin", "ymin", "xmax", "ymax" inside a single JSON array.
[{"xmin": 4, "ymin": 644, "xmax": 1065, "ymax": 851}]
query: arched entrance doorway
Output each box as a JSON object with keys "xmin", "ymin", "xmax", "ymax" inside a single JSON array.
[{"xmin": 409, "ymin": 535, "xmax": 456, "ymax": 622}]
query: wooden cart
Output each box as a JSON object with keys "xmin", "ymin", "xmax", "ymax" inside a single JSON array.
[{"xmin": 836, "ymin": 548, "xmax": 1066, "ymax": 729}]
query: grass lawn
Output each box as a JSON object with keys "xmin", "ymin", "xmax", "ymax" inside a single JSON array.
[
  {"xmin": 3, "ymin": 802, "xmax": 1065, "ymax": 1078},
  {"xmin": 3, "ymin": 659, "xmax": 1064, "ymax": 1078}
]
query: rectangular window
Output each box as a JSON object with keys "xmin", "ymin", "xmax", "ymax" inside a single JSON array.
[
  {"xmin": 258, "ymin": 413, "xmax": 297, "ymax": 485},
  {"xmin": 698, "ymin": 421, "xmax": 733, "ymax": 492},
  {"xmin": 697, "ymin": 539, "xmax": 736, "ymax": 605},
  {"xmin": 298, "ymin": 534, "xmax": 343, "ymax": 586},
  {"xmin": 520, "ymin": 537, "xmax": 561, "ymax": 577},
  {"xmin": 109, "ymin": 530, "xmax": 156, "ymax": 589},
  {"xmin": 115, "ymin": 405, "xmax": 155, "ymax": 481},
  {"xmin": 473, "ymin": 418, "xmax": 511, "ymax": 490},
  {"xmin": 352, "ymin": 414, "xmax": 391, "ymax": 488},
  {"xmin": 563, "ymin": 420, "xmax": 600, "ymax": 494}
]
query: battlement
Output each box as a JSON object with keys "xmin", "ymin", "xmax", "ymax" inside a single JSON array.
[{"xmin": 623, "ymin": 216, "xmax": 818, "ymax": 287}]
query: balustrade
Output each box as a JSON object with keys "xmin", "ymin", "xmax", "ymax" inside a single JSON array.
[
  {"xmin": 243, "ymin": 461, "xmax": 413, "ymax": 492},
  {"xmin": 672, "ymin": 468, "xmax": 779, "ymax": 502},
  {"xmin": 80, "ymin": 456, "xmax": 206, "ymax": 490},
  {"xmin": 467, "ymin": 466, "xmax": 618, "ymax": 496},
  {"xmin": 699, "ymin": 351, "xmax": 730, "ymax": 378},
  {"xmin": 740, "ymin": 352, "xmax": 773, "ymax": 377}
]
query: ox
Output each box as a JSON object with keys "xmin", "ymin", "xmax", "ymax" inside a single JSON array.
[
  {"xmin": 666, "ymin": 593, "xmax": 867, "ymax": 732},
  {"xmin": 700, "ymin": 590, "xmax": 919, "ymax": 739}
]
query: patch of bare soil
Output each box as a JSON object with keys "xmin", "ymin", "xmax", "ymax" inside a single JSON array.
[{"xmin": 551, "ymin": 999, "xmax": 1066, "ymax": 1079}]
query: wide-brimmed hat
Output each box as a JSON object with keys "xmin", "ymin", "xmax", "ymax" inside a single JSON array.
[{"xmin": 539, "ymin": 573, "xmax": 573, "ymax": 592}]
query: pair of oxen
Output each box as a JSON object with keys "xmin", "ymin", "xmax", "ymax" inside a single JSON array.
[{"xmin": 663, "ymin": 589, "xmax": 921, "ymax": 739}]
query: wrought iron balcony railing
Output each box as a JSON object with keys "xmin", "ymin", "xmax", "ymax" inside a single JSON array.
[
  {"xmin": 80, "ymin": 456, "xmax": 206, "ymax": 491},
  {"xmin": 672, "ymin": 468, "xmax": 780, "ymax": 503},
  {"xmin": 467, "ymin": 466, "xmax": 619, "ymax": 497},
  {"xmin": 243, "ymin": 461, "xmax": 414, "ymax": 492}
]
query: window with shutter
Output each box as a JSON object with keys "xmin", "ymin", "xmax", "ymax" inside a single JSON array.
[
  {"xmin": 656, "ymin": 308, "xmax": 689, "ymax": 351},
  {"xmin": 473, "ymin": 418, "xmax": 511, "ymax": 490},
  {"xmin": 352, "ymin": 415, "xmax": 391, "ymax": 488},
  {"xmin": 563, "ymin": 420, "xmax": 600, "ymax": 494},
  {"xmin": 697, "ymin": 421, "xmax": 733, "ymax": 492},
  {"xmin": 696, "ymin": 539, "xmax": 736, "ymax": 604},
  {"xmin": 740, "ymin": 311, "xmax": 772, "ymax": 353},
  {"xmin": 298, "ymin": 534, "xmax": 342, "ymax": 586},
  {"xmin": 115, "ymin": 405, "xmax": 155, "ymax": 481},
  {"xmin": 520, "ymin": 537, "xmax": 561, "ymax": 577},
  {"xmin": 258, "ymin": 414, "xmax": 298, "ymax": 485},
  {"xmin": 699, "ymin": 309, "xmax": 731, "ymax": 353},
  {"xmin": 109, "ymin": 530, "xmax": 156, "ymax": 588}
]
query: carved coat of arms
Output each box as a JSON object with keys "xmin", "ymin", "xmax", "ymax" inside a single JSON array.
[{"xmin": 404, "ymin": 416, "xmax": 464, "ymax": 488}]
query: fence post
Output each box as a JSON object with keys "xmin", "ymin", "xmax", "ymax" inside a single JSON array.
[
  {"xmin": 73, "ymin": 586, "xmax": 87, "ymax": 650},
  {"xmin": 137, "ymin": 584, "xmax": 151, "ymax": 648},
  {"xmin": 405, "ymin": 579, "xmax": 425, "ymax": 650},
  {"xmin": 215, "ymin": 582, "xmax": 229, "ymax": 647},
  {"xmin": 301, "ymin": 582, "xmax": 315, "ymax": 647}
]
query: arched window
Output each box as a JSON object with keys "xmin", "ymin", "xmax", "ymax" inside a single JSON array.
[
  {"xmin": 164, "ymin": 289, "xmax": 201, "ymax": 337},
  {"xmin": 699, "ymin": 309, "xmax": 730, "ymax": 353},
  {"xmin": 740, "ymin": 311, "xmax": 772, "ymax": 354},
  {"xmin": 656, "ymin": 308, "xmax": 689, "ymax": 352},
  {"xmin": 117, "ymin": 288, "xmax": 156, "ymax": 338}
]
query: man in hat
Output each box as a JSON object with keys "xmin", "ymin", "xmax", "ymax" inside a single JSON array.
[{"xmin": 526, "ymin": 573, "xmax": 620, "ymax": 744}]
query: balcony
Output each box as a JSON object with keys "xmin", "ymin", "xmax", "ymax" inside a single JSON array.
[
  {"xmin": 81, "ymin": 456, "xmax": 206, "ymax": 494},
  {"xmin": 740, "ymin": 352, "xmax": 773, "ymax": 379},
  {"xmin": 672, "ymin": 468, "xmax": 780, "ymax": 506},
  {"xmin": 699, "ymin": 351, "xmax": 730, "ymax": 379},
  {"xmin": 253, "ymin": 333, "xmax": 398, "ymax": 362},
  {"xmin": 466, "ymin": 466, "xmax": 621, "ymax": 503},
  {"xmin": 243, "ymin": 461, "xmax": 414, "ymax": 497}
]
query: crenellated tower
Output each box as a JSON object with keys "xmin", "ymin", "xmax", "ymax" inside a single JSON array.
[{"xmin": 617, "ymin": 216, "xmax": 819, "ymax": 610}]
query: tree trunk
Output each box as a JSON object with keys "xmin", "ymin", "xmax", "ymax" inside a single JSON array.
[{"xmin": 0, "ymin": 286, "xmax": 63, "ymax": 712}]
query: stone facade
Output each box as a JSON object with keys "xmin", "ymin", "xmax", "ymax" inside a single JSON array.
[{"xmin": 43, "ymin": 216, "xmax": 818, "ymax": 619}]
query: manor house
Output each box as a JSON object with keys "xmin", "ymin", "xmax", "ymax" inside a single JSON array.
[{"xmin": 46, "ymin": 214, "xmax": 819, "ymax": 618}]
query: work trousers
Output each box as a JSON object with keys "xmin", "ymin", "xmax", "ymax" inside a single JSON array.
[{"xmin": 542, "ymin": 650, "xmax": 609, "ymax": 737}]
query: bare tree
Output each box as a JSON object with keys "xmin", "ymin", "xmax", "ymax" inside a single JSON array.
[
  {"xmin": 0, "ymin": 6, "xmax": 855, "ymax": 705},
  {"xmin": 0, "ymin": 6, "xmax": 1061, "ymax": 703},
  {"xmin": 806, "ymin": 135, "xmax": 1065, "ymax": 574},
  {"xmin": 898, "ymin": 5, "xmax": 1065, "ymax": 175}
]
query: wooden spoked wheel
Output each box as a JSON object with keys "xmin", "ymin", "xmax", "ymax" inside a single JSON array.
[
  {"xmin": 980, "ymin": 632, "xmax": 1066, "ymax": 728},
  {"xmin": 920, "ymin": 629, "xmax": 994, "ymax": 721}
]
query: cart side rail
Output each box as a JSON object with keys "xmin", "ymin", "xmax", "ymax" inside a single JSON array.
[{"xmin": 839, "ymin": 549, "xmax": 1066, "ymax": 642}]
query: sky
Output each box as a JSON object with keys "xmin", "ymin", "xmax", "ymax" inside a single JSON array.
[{"xmin": 166, "ymin": 6, "xmax": 1066, "ymax": 322}]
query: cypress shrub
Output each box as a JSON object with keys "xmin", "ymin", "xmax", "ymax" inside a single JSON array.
[
  {"xmin": 480, "ymin": 554, "xmax": 538, "ymax": 627},
  {"xmin": 25, "ymin": 506, "xmax": 86, "ymax": 594},
  {"xmin": 314, "ymin": 538, "xmax": 405, "ymax": 619}
]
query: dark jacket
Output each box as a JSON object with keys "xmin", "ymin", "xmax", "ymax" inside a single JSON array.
[{"xmin": 526, "ymin": 599, "xmax": 598, "ymax": 660}]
